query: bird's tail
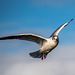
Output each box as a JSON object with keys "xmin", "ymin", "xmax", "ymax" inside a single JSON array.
[{"xmin": 29, "ymin": 50, "xmax": 42, "ymax": 58}]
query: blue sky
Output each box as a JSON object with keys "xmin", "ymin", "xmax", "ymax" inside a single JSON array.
[{"xmin": 0, "ymin": 0, "xmax": 75, "ymax": 75}]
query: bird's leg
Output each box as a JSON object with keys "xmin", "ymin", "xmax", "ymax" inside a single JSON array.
[
  {"xmin": 41, "ymin": 52, "xmax": 44, "ymax": 60},
  {"xmin": 44, "ymin": 54, "xmax": 47, "ymax": 59}
]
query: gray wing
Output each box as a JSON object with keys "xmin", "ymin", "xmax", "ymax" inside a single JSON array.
[
  {"xmin": 0, "ymin": 34, "xmax": 47, "ymax": 47},
  {"xmin": 50, "ymin": 19, "xmax": 73, "ymax": 37}
]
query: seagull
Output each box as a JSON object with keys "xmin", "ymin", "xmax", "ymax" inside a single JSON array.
[{"xmin": 0, "ymin": 19, "xmax": 73, "ymax": 60}]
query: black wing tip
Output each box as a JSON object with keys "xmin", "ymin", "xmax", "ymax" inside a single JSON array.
[
  {"xmin": 70, "ymin": 18, "xmax": 74, "ymax": 21},
  {"xmin": 0, "ymin": 37, "xmax": 6, "ymax": 40},
  {"xmin": 0, "ymin": 36, "xmax": 12, "ymax": 40},
  {"xmin": 67, "ymin": 18, "xmax": 74, "ymax": 24}
]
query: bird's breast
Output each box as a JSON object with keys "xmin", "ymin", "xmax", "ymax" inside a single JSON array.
[{"xmin": 40, "ymin": 38, "xmax": 58, "ymax": 52}]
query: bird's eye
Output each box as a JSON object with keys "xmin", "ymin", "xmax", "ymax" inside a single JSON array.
[
  {"xmin": 52, "ymin": 36, "xmax": 58, "ymax": 40},
  {"xmin": 54, "ymin": 36, "xmax": 57, "ymax": 39}
]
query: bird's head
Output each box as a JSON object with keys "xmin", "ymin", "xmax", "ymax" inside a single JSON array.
[{"xmin": 52, "ymin": 35, "xmax": 59, "ymax": 42}]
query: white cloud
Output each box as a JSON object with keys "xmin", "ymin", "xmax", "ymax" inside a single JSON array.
[{"xmin": 4, "ymin": 60, "xmax": 75, "ymax": 75}]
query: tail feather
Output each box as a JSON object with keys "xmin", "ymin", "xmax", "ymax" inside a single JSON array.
[{"xmin": 29, "ymin": 50, "xmax": 42, "ymax": 58}]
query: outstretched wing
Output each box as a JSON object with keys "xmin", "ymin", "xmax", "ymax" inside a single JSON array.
[
  {"xmin": 50, "ymin": 19, "xmax": 73, "ymax": 37},
  {"xmin": 0, "ymin": 34, "xmax": 47, "ymax": 47}
]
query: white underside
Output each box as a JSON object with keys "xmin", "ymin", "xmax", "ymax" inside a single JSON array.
[{"xmin": 40, "ymin": 37, "xmax": 57, "ymax": 53}]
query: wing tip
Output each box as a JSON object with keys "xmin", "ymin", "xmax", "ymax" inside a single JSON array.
[
  {"xmin": 70, "ymin": 18, "xmax": 74, "ymax": 21},
  {"xmin": 68, "ymin": 18, "xmax": 74, "ymax": 23},
  {"xmin": 64, "ymin": 18, "xmax": 74, "ymax": 27}
]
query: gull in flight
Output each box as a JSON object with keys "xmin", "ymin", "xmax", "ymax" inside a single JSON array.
[{"xmin": 0, "ymin": 19, "xmax": 73, "ymax": 60}]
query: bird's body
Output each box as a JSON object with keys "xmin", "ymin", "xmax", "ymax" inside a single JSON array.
[
  {"xmin": 0, "ymin": 19, "xmax": 73, "ymax": 60},
  {"xmin": 40, "ymin": 37, "xmax": 58, "ymax": 53}
]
